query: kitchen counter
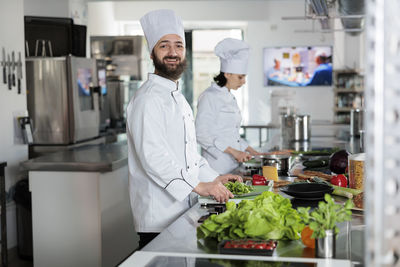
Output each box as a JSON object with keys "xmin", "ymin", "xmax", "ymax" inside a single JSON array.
[
  {"xmin": 140, "ymin": 200, "xmax": 363, "ymax": 265},
  {"xmin": 20, "ymin": 140, "xmax": 128, "ymax": 172},
  {"xmin": 22, "ymin": 140, "xmax": 136, "ymax": 267}
]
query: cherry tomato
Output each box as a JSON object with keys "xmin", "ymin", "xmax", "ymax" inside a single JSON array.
[
  {"xmin": 255, "ymin": 244, "xmax": 266, "ymax": 249},
  {"xmin": 224, "ymin": 242, "xmax": 232, "ymax": 248}
]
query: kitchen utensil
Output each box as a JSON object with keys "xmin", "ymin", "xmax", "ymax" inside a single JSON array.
[
  {"xmin": 262, "ymin": 154, "xmax": 291, "ymax": 175},
  {"xmin": 198, "ymin": 185, "xmax": 273, "ymax": 205},
  {"xmin": 316, "ymin": 229, "xmax": 336, "ymax": 258},
  {"xmin": 7, "ymin": 54, "xmax": 11, "ymax": 90},
  {"xmin": 17, "ymin": 52, "xmax": 22, "ymax": 94},
  {"xmin": 11, "ymin": 51, "xmax": 15, "ymax": 86},
  {"xmin": 280, "ymin": 183, "xmax": 334, "ymax": 199},
  {"xmin": 1, "ymin": 48, "xmax": 6, "ymax": 84}
]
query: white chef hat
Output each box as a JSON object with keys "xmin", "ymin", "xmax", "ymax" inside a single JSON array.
[
  {"xmin": 140, "ymin": 9, "xmax": 185, "ymax": 53},
  {"xmin": 214, "ymin": 38, "xmax": 250, "ymax": 75}
]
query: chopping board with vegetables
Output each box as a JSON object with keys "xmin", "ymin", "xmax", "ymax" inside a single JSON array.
[{"xmin": 198, "ymin": 185, "xmax": 273, "ymax": 204}]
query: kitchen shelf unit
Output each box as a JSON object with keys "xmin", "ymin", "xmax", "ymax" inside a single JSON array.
[{"xmin": 333, "ymin": 70, "xmax": 364, "ymax": 124}]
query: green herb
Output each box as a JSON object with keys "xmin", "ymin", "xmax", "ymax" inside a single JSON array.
[
  {"xmin": 224, "ymin": 181, "xmax": 254, "ymax": 195},
  {"xmin": 197, "ymin": 191, "xmax": 304, "ymax": 241},
  {"xmin": 298, "ymin": 194, "xmax": 353, "ymax": 238}
]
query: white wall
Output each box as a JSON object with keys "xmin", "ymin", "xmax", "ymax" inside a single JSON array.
[
  {"xmin": 24, "ymin": 0, "xmax": 70, "ymax": 17},
  {"xmin": 0, "ymin": 0, "xmax": 28, "ymax": 249},
  {"xmin": 88, "ymin": 0, "xmax": 340, "ymax": 124}
]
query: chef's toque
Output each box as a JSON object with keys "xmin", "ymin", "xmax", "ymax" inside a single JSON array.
[
  {"xmin": 215, "ymin": 38, "xmax": 250, "ymax": 75},
  {"xmin": 140, "ymin": 9, "xmax": 185, "ymax": 53}
]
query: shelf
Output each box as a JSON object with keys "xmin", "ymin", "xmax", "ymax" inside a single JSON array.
[
  {"xmin": 334, "ymin": 89, "xmax": 364, "ymax": 93},
  {"xmin": 334, "ymin": 107, "xmax": 356, "ymax": 112}
]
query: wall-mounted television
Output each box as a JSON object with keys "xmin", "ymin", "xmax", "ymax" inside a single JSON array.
[{"xmin": 263, "ymin": 46, "xmax": 333, "ymax": 87}]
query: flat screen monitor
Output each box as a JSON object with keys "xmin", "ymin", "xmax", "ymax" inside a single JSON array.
[
  {"xmin": 263, "ymin": 46, "xmax": 333, "ymax": 87},
  {"xmin": 98, "ymin": 69, "xmax": 107, "ymax": 95}
]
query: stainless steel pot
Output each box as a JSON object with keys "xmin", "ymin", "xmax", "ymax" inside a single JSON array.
[
  {"xmin": 281, "ymin": 114, "xmax": 311, "ymax": 141},
  {"xmin": 263, "ymin": 154, "xmax": 290, "ymax": 175}
]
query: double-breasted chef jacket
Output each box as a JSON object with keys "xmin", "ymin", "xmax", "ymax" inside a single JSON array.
[
  {"xmin": 127, "ymin": 74, "xmax": 219, "ymax": 232},
  {"xmin": 195, "ymin": 82, "xmax": 249, "ymax": 175}
]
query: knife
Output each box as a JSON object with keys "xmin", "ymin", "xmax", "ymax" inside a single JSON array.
[
  {"xmin": 1, "ymin": 48, "xmax": 5, "ymax": 84},
  {"xmin": 11, "ymin": 51, "xmax": 16, "ymax": 87},
  {"xmin": 7, "ymin": 54, "xmax": 11, "ymax": 90},
  {"xmin": 17, "ymin": 52, "xmax": 22, "ymax": 94}
]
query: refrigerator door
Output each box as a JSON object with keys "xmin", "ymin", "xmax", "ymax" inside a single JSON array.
[
  {"xmin": 26, "ymin": 57, "xmax": 70, "ymax": 144},
  {"xmin": 67, "ymin": 56, "xmax": 100, "ymax": 143}
]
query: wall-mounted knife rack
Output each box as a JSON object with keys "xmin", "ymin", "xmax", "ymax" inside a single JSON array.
[{"xmin": 1, "ymin": 47, "xmax": 23, "ymax": 94}]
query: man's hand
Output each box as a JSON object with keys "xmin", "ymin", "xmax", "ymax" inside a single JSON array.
[
  {"xmin": 193, "ymin": 181, "xmax": 234, "ymax": 203},
  {"xmin": 215, "ymin": 174, "xmax": 243, "ymax": 184},
  {"xmin": 225, "ymin": 147, "xmax": 252, "ymax": 163}
]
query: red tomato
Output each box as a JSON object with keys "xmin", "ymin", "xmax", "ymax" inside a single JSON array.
[{"xmin": 330, "ymin": 174, "xmax": 348, "ymax": 187}]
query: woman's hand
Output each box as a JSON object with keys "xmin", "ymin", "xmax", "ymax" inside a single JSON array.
[
  {"xmin": 193, "ymin": 181, "xmax": 234, "ymax": 203},
  {"xmin": 225, "ymin": 147, "xmax": 252, "ymax": 163},
  {"xmin": 215, "ymin": 174, "xmax": 243, "ymax": 184},
  {"xmin": 245, "ymin": 146, "xmax": 264, "ymax": 156}
]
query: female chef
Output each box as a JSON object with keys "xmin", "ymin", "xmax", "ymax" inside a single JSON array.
[{"xmin": 195, "ymin": 38, "xmax": 263, "ymax": 175}]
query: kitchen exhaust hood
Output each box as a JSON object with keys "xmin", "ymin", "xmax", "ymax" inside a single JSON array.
[{"xmin": 283, "ymin": 0, "xmax": 365, "ymax": 34}]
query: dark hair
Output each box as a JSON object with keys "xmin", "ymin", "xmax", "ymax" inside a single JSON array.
[{"xmin": 214, "ymin": 72, "xmax": 227, "ymax": 87}]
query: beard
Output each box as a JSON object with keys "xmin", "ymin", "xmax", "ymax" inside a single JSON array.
[{"xmin": 152, "ymin": 51, "xmax": 187, "ymax": 81}]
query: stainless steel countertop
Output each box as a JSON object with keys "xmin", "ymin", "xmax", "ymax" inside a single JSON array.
[
  {"xmin": 142, "ymin": 197, "xmax": 364, "ymax": 265},
  {"xmin": 20, "ymin": 141, "xmax": 128, "ymax": 172}
]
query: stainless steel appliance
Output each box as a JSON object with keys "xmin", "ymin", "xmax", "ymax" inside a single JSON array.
[
  {"xmin": 350, "ymin": 109, "xmax": 364, "ymax": 137},
  {"xmin": 26, "ymin": 56, "xmax": 100, "ymax": 144},
  {"xmin": 281, "ymin": 114, "xmax": 311, "ymax": 142},
  {"xmin": 90, "ymin": 36, "xmax": 148, "ymax": 132}
]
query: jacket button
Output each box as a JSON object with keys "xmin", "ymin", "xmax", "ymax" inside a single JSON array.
[
  {"xmin": 237, "ymin": 140, "xmax": 240, "ymax": 143},
  {"xmin": 187, "ymin": 166, "xmax": 190, "ymax": 169}
]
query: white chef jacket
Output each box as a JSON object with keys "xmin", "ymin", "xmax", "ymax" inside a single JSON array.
[
  {"xmin": 195, "ymin": 82, "xmax": 249, "ymax": 174},
  {"xmin": 126, "ymin": 74, "xmax": 219, "ymax": 233}
]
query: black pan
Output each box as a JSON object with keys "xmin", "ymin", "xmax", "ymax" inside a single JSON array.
[{"xmin": 280, "ymin": 183, "xmax": 334, "ymax": 199}]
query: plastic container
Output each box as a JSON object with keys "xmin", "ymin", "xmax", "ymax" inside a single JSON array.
[{"xmin": 218, "ymin": 239, "xmax": 277, "ymax": 256}]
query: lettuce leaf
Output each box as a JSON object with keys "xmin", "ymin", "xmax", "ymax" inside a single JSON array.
[{"xmin": 197, "ymin": 191, "xmax": 304, "ymax": 241}]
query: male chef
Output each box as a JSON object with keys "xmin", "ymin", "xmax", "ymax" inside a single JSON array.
[{"xmin": 126, "ymin": 9, "xmax": 242, "ymax": 249}]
